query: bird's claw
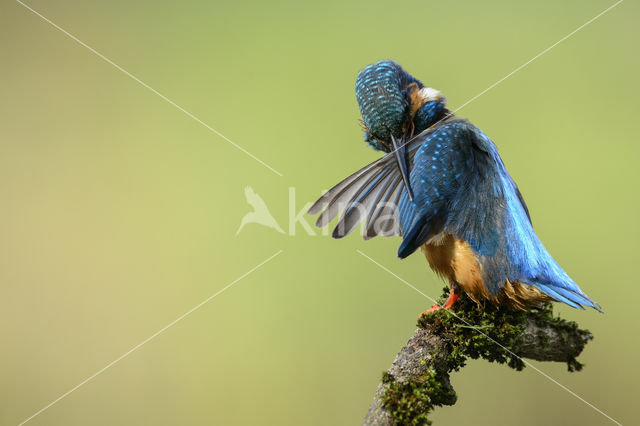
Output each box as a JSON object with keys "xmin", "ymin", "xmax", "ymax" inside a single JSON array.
[
  {"xmin": 419, "ymin": 304, "xmax": 443, "ymax": 317},
  {"xmin": 418, "ymin": 291, "xmax": 460, "ymax": 317}
]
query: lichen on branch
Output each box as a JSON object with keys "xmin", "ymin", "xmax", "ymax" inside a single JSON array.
[{"xmin": 363, "ymin": 288, "xmax": 593, "ymax": 426}]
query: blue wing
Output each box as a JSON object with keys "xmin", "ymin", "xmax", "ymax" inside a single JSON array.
[
  {"xmin": 397, "ymin": 119, "xmax": 506, "ymax": 258},
  {"xmin": 398, "ymin": 119, "xmax": 599, "ymax": 310}
]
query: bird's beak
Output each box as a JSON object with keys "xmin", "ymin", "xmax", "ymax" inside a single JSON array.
[{"xmin": 391, "ymin": 131, "xmax": 414, "ymax": 202}]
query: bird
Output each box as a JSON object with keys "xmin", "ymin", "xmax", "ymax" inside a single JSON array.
[
  {"xmin": 307, "ymin": 60, "xmax": 600, "ymax": 314},
  {"xmin": 236, "ymin": 186, "xmax": 284, "ymax": 235}
]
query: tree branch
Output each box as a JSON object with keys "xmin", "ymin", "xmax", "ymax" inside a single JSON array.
[{"xmin": 363, "ymin": 290, "xmax": 593, "ymax": 426}]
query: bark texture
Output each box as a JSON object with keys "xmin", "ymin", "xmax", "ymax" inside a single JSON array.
[{"xmin": 363, "ymin": 291, "xmax": 593, "ymax": 426}]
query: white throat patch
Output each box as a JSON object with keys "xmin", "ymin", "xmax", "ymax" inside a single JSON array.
[{"xmin": 418, "ymin": 87, "xmax": 446, "ymax": 105}]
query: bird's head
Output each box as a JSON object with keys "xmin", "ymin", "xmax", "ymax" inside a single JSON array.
[{"xmin": 355, "ymin": 60, "xmax": 448, "ymax": 152}]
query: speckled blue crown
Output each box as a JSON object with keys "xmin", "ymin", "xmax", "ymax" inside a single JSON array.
[{"xmin": 355, "ymin": 60, "xmax": 423, "ymax": 144}]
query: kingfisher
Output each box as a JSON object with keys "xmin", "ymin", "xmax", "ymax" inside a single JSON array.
[{"xmin": 308, "ymin": 60, "xmax": 600, "ymax": 314}]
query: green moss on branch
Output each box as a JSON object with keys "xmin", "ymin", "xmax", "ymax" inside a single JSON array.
[{"xmin": 364, "ymin": 289, "xmax": 593, "ymax": 426}]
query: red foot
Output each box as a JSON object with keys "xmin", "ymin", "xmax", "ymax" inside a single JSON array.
[{"xmin": 419, "ymin": 290, "xmax": 460, "ymax": 317}]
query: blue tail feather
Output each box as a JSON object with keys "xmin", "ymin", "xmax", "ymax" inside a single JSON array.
[
  {"xmin": 531, "ymin": 282, "xmax": 602, "ymax": 312},
  {"xmin": 532, "ymin": 284, "xmax": 584, "ymax": 310}
]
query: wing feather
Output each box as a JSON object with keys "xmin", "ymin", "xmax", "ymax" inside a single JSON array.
[
  {"xmin": 363, "ymin": 171, "xmax": 399, "ymax": 239},
  {"xmin": 308, "ymin": 125, "xmax": 437, "ymax": 238},
  {"xmin": 313, "ymin": 165, "xmax": 381, "ymax": 227},
  {"xmin": 333, "ymin": 168, "xmax": 394, "ymax": 238},
  {"xmin": 307, "ymin": 160, "xmax": 380, "ymax": 216},
  {"xmin": 377, "ymin": 180, "xmax": 404, "ymax": 236}
]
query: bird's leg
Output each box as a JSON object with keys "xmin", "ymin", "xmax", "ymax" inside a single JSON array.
[{"xmin": 420, "ymin": 282, "xmax": 460, "ymax": 316}]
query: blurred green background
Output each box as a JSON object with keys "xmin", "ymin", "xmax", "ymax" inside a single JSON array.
[{"xmin": 1, "ymin": 0, "xmax": 638, "ymax": 425}]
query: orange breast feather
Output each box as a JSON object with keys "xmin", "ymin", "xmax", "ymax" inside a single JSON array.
[{"xmin": 421, "ymin": 233, "xmax": 549, "ymax": 308}]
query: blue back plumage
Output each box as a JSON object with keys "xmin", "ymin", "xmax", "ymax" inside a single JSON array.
[
  {"xmin": 413, "ymin": 101, "xmax": 447, "ymax": 135},
  {"xmin": 397, "ymin": 120, "xmax": 600, "ymax": 311}
]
